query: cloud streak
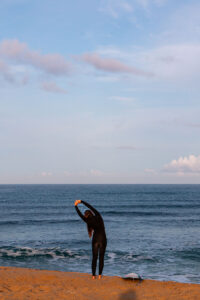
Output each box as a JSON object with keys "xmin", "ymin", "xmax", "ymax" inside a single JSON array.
[
  {"xmin": 99, "ymin": 0, "xmax": 166, "ymax": 18},
  {"xmin": 0, "ymin": 39, "xmax": 71, "ymax": 76},
  {"xmin": 41, "ymin": 81, "xmax": 67, "ymax": 94},
  {"xmin": 98, "ymin": 42, "xmax": 200, "ymax": 83},
  {"xmin": 99, "ymin": 0, "xmax": 134, "ymax": 18},
  {"xmin": 144, "ymin": 168, "xmax": 157, "ymax": 174},
  {"xmin": 137, "ymin": 0, "xmax": 167, "ymax": 8},
  {"xmin": 90, "ymin": 169, "xmax": 104, "ymax": 176},
  {"xmin": 41, "ymin": 171, "xmax": 52, "ymax": 177},
  {"xmin": 82, "ymin": 53, "xmax": 153, "ymax": 77},
  {"xmin": 109, "ymin": 96, "xmax": 136, "ymax": 102}
]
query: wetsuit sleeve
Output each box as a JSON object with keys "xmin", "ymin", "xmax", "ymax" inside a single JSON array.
[
  {"xmin": 75, "ymin": 205, "xmax": 87, "ymax": 222},
  {"xmin": 81, "ymin": 201, "xmax": 101, "ymax": 217}
]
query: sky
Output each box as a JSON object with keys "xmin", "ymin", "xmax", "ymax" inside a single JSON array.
[{"xmin": 1, "ymin": 0, "xmax": 200, "ymax": 184}]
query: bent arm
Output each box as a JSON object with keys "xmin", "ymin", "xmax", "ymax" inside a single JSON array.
[
  {"xmin": 75, "ymin": 205, "xmax": 87, "ymax": 222},
  {"xmin": 81, "ymin": 201, "xmax": 100, "ymax": 217}
]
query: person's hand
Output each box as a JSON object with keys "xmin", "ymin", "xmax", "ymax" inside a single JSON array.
[{"xmin": 74, "ymin": 199, "xmax": 81, "ymax": 206}]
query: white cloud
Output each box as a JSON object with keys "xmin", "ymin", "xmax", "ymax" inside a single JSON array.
[
  {"xmin": 99, "ymin": 0, "xmax": 166, "ymax": 18},
  {"xmin": 142, "ymin": 44, "xmax": 200, "ymax": 81},
  {"xmin": 90, "ymin": 169, "xmax": 104, "ymax": 176},
  {"xmin": 109, "ymin": 96, "xmax": 136, "ymax": 102},
  {"xmin": 41, "ymin": 171, "xmax": 52, "ymax": 177},
  {"xmin": 41, "ymin": 81, "xmax": 67, "ymax": 94},
  {"xmin": 144, "ymin": 168, "xmax": 157, "ymax": 174},
  {"xmin": 137, "ymin": 0, "xmax": 166, "ymax": 8},
  {"xmin": 163, "ymin": 154, "xmax": 200, "ymax": 174},
  {"xmin": 99, "ymin": 0, "xmax": 134, "ymax": 18}
]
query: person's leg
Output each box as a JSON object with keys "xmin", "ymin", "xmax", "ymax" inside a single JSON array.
[
  {"xmin": 99, "ymin": 243, "xmax": 106, "ymax": 277},
  {"xmin": 92, "ymin": 242, "xmax": 99, "ymax": 278}
]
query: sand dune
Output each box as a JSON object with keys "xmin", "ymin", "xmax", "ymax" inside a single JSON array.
[{"xmin": 0, "ymin": 267, "xmax": 199, "ymax": 299}]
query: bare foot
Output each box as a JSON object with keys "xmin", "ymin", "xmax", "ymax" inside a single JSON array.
[{"xmin": 98, "ymin": 275, "xmax": 102, "ymax": 279}]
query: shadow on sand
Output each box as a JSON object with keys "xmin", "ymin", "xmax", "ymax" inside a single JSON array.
[{"xmin": 118, "ymin": 289, "xmax": 137, "ymax": 300}]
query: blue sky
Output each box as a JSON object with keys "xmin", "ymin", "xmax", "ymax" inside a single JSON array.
[{"xmin": 1, "ymin": 0, "xmax": 200, "ymax": 183}]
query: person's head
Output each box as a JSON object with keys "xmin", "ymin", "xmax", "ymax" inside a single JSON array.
[
  {"xmin": 84, "ymin": 210, "xmax": 93, "ymax": 219},
  {"xmin": 84, "ymin": 210, "xmax": 94, "ymax": 238}
]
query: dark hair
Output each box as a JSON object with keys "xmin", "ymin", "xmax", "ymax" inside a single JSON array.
[{"xmin": 84, "ymin": 210, "xmax": 94, "ymax": 238}]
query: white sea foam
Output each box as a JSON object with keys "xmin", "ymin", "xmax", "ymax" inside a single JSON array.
[
  {"xmin": 0, "ymin": 247, "xmax": 87, "ymax": 259},
  {"xmin": 107, "ymin": 252, "xmax": 116, "ymax": 260}
]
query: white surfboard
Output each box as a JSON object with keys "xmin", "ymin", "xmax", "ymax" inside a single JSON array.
[{"xmin": 122, "ymin": 273, "xmax": 142, "ymax": 281}]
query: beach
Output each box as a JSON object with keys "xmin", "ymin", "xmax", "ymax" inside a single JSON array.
[{"xmin": 0, "ymin": 267, "xmax": 199, "ymax": 300}]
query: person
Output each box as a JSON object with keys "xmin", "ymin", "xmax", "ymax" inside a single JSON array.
[{"xmin": 74, "ymin": 199, "xmax": 107, "ymax": 279}]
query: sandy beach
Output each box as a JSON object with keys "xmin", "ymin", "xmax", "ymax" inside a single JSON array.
[{"xmin": 0, "ymin": 267, "xmax": 199, "ymax": 300}]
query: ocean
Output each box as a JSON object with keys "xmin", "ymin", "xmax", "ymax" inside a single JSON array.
[{"xmin": 0, "ymin": 184, "xmax": 200, "ymax": 284}]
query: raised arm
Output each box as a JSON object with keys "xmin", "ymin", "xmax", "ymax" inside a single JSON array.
[
  {"xmin": 74, "ymin": 200, "xmax": 87, "ymax": 222},
  {"xmin": 81, "ymin": 200, "xmax": 101, "ymax": 217}
]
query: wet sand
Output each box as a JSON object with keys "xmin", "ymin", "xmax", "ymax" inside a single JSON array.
[{"xmin": 0, "ymin": 266, "xmax": 199, "ymax": 299}]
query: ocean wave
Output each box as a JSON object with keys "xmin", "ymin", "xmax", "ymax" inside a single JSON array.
[
  {"xmin": 122, "ymin": 254, "xmax": 154, "ymax": 262},
  {"xmin": 0, "ymin": 246, "xmax": 154, "ymax": 264},
  {"xmin": 175, "ymin": 248, "xmax": 200, "ymax": 261},
  {"xmin": 97, "ymin": 204, "xmax": 200, "ymax": 209},
  {"xmin": 103, "ymin": 211, "xmax": 177, "ymax": 216},
  {"xmin": 107, "ymin": 251, "xmax": 154, "ymax": 262},
  {"xmin": 0, "ymin": 219, "xmax": 79, "ymax": 226},
  {"xmin": 0, "ymin": 246, "xmax": 89, "ymax": 260},
  {"xmin": 0, "ymin": 205, "xmax": 71, "ymax": 210}
]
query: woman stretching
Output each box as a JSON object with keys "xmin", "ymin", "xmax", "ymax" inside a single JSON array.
[{"xmin": 74, "ymin": 200, "xmax": 107, "ymax": 279}]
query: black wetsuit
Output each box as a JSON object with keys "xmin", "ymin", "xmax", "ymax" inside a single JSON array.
[{"xmin": 75, "ymin": 201, "xmax": 107, "ymax": 276}]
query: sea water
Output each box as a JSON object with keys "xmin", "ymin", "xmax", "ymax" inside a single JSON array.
[{"xmin": 0, "ymin": 184, "xmax": 200, "ymax": 284}]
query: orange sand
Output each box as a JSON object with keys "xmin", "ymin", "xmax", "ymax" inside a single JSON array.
[{"xmin": 0, "ymin": 267, "xmax": 199, "ymax": 299}]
